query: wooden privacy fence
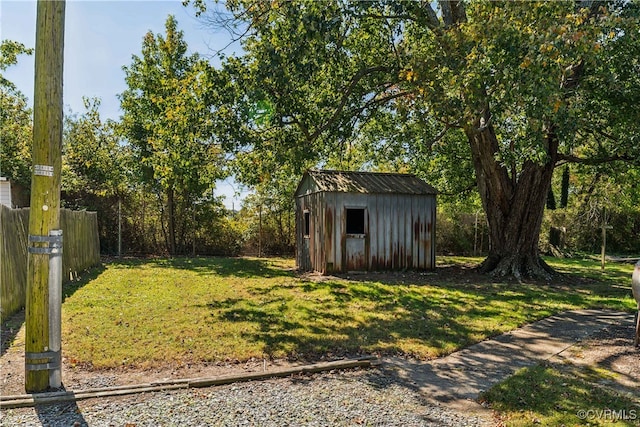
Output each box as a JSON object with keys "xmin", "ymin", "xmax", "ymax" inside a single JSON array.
[
  {"xmin": 0, "ymin": 205, "xmax": 100, "ymax": 320},
  {"xmin": 0, "ymin": 206, "xmax": 28, "ymax": 322},
  {"xmin": 59, "ymin": 209, "xmax": 101, "ymax": 280}
]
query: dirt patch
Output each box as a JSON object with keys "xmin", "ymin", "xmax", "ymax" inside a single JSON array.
[
  {"xmin": 552, "ymin": 322, "xmax": 640, "ymax": 393},
  {"xmin": 300, "ymin": 263, "xmax": 502, "ymax": 286},
  {"xmin": 299, "ymin": 263, "xmax": 602, "ymax": 289}
]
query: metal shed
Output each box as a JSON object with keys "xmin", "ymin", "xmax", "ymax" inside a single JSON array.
[{"xmin": 295, "ymin": 170, "xmax": 437, "ymax": 273}]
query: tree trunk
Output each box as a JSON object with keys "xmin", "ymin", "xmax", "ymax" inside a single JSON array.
[
  {"xmin": 167, "ymin": 187, "xmax": 176, "ymax": 255},
  {"xmin": 465, "ymin": 119, "xmax": 557, "ymax": 280},
  {"xmin": 560, "ymin": 165, "xmax": 570, "ymax": 209}
]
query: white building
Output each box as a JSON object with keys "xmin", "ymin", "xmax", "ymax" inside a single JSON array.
[{"xmin": 0, "ymin": 177, "xmax": 12, "ymax": 208}]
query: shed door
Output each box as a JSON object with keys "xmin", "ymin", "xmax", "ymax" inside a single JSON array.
[
  {"xmin": 301, "ymin": 210, "xmax": 312, "ymax": 270},
  {"xmin": 345, "ymin": 207, "xmax": 367, "ymax": 271}
]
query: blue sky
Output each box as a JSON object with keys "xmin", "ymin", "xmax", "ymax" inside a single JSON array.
[{"xmin": 1, "ymin": 0, "xmax": 249, "ymax": 207}]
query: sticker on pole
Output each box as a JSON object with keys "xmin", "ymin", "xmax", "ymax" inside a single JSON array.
[{"xmin": 34, "ymin": 165, "xmax": 54, "ymax": 177}]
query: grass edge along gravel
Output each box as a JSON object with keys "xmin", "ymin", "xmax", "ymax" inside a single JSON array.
[
  {"xmin": 56, "ymin": 256, "xmax": 637, "ymax": 370},
  {"xmin": 480, "ymin": 362, "xmax": 640, "ymax": 427}
]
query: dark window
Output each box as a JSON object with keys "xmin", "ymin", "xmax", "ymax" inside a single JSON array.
[
  {"xmin": 304, "ymin": 211, "xmax": 310, "ymax": 237},
  {"xmin": 346, "ymin": 208, "xmax": 365, "ymax": 234}
]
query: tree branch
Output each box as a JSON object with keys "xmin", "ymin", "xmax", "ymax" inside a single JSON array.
[
  {"xmin": 357, "ymin": 13, "xmax": 416, "ymax": 21},
  {"xmin": 199, "ymin": 1, "xmax": 272, "ymax": 55},
  {"xmin": 307, "ymin": 65, "xmax": 399, "ymax": 141},
  {"xmin": 355, "ymin": 2, "xmax": 440, "ymax": 31},
  {"xmin": 420, "ymin": 1, "xmax": 442, "ymax": 30},
  {"xmin": 349, "ymin": 90, "xmax": 413, "ymax": 117},
  {"xmin": 439, "ymin": 0, "xmax": 466, "ymax": 27},
  {"xmin": 556, "ymin": 152, "xmax": 634, "ymax": 165},
  {"xmin": 437, "ymin": 182, "xmax": 477, "ymax": 197},
  {"xmin": 591, "ymin": 127, "xmax": 621, "ymax": 144}
]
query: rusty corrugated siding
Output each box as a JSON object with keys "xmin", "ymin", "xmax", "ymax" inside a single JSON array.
[{"xmin": 295, "ymin": 170, "xmax": 437, "ymax": 273}]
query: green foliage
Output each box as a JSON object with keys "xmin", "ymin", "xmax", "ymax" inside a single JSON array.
[
  {"xmin": 0, "ymin": 88, "xmax": 32, "ymax": 187},
  {"xmin": 119, "ymin": 15, "xmax": 226, "ymax": 254},
  {"xmin": 0, "ymin": 40, "xmax": 33, "ymax": 188},
  {"xmin": 0, "ymin": 40, "xmax": 34, "ymax": 88},
  {"xmin": 61, "ymin": 98, "xmax": 134, "ymax": 254},
  {"xmin": 437, "ymin": 207, "xmax": 489, "ymax": 256},
  {"xmin": 203, "ymin": 214, "xmax": 245, "ymax": 256},
  {"xmin": 63, "ymin": 98, "xmax": 128, "ymax": 197},
  {"xmin": 189, "ymin": 193, "xmax": 243, "ymax": 256},
  {"xmin": 57, "ymin": 19, "xmax": 234, "ymax": 256},
  {"xmin": 237, "ymin": 191, "xmax": 295, "ymax": 256},
  {"xmin": 201, "ymin": 0, "xmax": 409, "ymax": 190},
  {"xmin": 211, "ymin": 0, "xmax": 639, "ymax": 170},
  {"xmin": 120, "ymin": 15, "xmax": 224, "ymax": 191},
  {"xmin": 543, "ymin": 163, "xmax": 640, "ymax": 255}
]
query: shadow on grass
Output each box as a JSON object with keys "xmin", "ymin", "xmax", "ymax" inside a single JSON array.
[
  {"xmin": 202, "ymin": 262, "xmax": 636, "ymax": 364},
  {"xmin": 107, "ymin": 256, "xmax": 294, "ymax": 279},
  {"xmin": 204, "ymin": 283, "xmax": 471, "ymax": 361},
  {"xmin": 480, "ymin": 363, "xmax": 639, "ymax": 426},
  {"xmin": 0, "ymin": 264, "xmax": 105, "ymax": 358},
  {"xmin": 57, "ymin": 257, "xmax": 636, "ymax": 372},
  {"xmin": 1, "ymin": 309, "xmax": 25, "ymax": 358},
  {"xmin": 63, "ymin": 264, "xmax": 106, "ymax": 302}
]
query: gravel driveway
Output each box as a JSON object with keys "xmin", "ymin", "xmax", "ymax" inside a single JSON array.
[{"xmin": 1, "ymin": 367, "xmax": 489, "ymax": 427}]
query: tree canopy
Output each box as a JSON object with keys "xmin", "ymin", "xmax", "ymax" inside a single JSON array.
[
  {"xmin": 3, "ymin": 4, "xmax": 639, "ymax": 264},
  {"xmin": 63, "ymin": 97, "xmax": 127, "ymax": 198},
  {"xmin": 195, "ymin": 0, "xmax": 640, "ymax": 278},
  {"xmin": 119, "ymin": 15, "xmax": 225, "ymax": 254}
]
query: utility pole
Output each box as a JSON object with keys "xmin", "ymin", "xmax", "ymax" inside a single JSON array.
[{"xmin": 25, "ymin": 0, "xmax": 65, "ymax": 392}]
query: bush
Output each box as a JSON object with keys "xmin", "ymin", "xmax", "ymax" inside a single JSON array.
[
  {"xmin": 542, "ymin": 207, "xmax": 640, "ymax": 255},
  {"xmin": 436, "ymin": 209, "xmax": 489, "ymax": 256}
]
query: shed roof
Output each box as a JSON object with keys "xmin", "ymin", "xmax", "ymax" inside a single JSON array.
[{"xmin": 297, "ymin": 170, "xmax": 437, "ymax": 196}]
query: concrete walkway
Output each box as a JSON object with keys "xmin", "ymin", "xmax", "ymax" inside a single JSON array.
[{"xmin": 383, "ymin": 309, "xmax": 634, "ymax": 416}]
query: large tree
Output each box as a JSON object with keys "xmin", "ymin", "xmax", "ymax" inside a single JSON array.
[
  {"xmin": 197, "ymin": 0, "xmax": 640, "ymax": 279},
  {"xmin": 119, "ymin": 15, "xmax": 225, "ymax": 255}
]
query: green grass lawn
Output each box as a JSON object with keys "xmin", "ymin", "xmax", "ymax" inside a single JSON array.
[
  {"xmin": 59, "ymin": 255, "xmax": 637, "ymax": 369},
  {"xmin": 481, "ymin": 363, "xmax": 640, "ymax": 426}
]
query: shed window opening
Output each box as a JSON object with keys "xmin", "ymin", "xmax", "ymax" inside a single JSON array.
[
  {"xmin": 346, "ymin": 208, "xmax": 365, "ymax": 234},
  {"xmin": 304, "ymin": 211, "xmax": 310, "ymax": 237}
]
